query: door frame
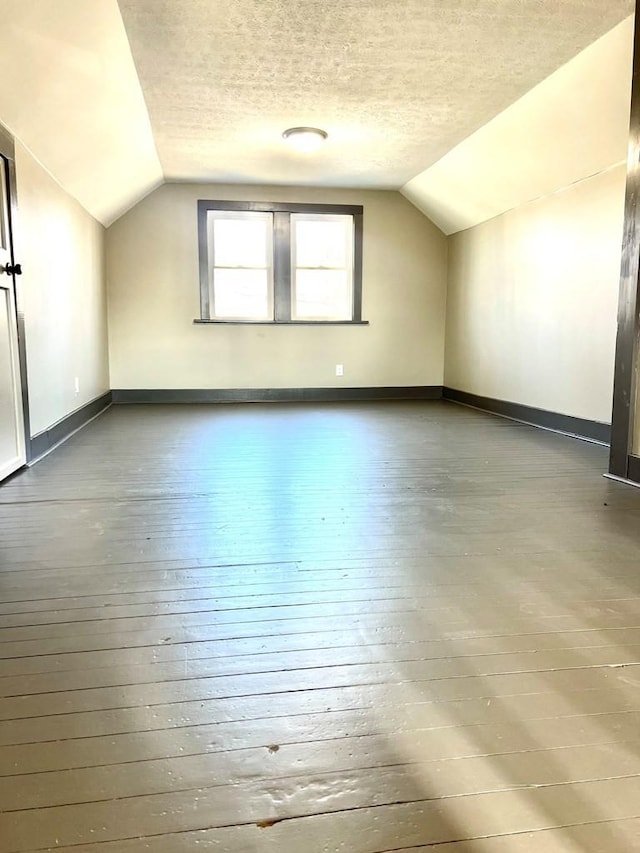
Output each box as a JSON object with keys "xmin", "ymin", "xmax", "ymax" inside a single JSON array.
[{"xmin": 0, "ymin": 123, "xmax": 31, "ymax": 464}]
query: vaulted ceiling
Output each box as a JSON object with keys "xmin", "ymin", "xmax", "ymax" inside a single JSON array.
[
  {"xmin": 0, "ymin": 0, "xmax": 634, "ymax": 227},
  {"xmin": 0, "ymin": 0, "xmax": 162, "ymax": 225},
  {"xmin": 118, "ymin": 0, "xmax": 633, "ymax": 188},
  {"xmin": 403, "ymin": 16, "xmax": 634, "ymax": 233}
]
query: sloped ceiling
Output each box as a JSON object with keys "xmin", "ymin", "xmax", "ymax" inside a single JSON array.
[
  {"xmin": 0, "ymin": 1, "xmax": 633, "ymax": 226},
  {"xmin": 402, "ymin": 16, "xmax": 634, "ymax": 234},
  {"xmin": 118, "ymin": 0, "xmax": 632, "ymax": 189},
  {"xmin": 0, "ymin": 0, "xmax": 162, "ymax": 225}
]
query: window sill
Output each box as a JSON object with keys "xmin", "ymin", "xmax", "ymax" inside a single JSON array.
[{"xmin": 193, "ymin": 319, "xmax": 370, "ymax": 326}]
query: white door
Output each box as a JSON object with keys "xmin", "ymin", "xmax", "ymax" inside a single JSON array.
[{"xmin": 0, "ymin": 154, "xmax": 25, "ymax": 481}]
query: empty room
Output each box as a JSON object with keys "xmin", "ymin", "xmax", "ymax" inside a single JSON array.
[{"xmin": 2, "ymin": 0, "xmax": 640, "ymax": 850}]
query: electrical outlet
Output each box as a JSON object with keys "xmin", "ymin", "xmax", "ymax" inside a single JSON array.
[
  {"xmin": 336, "ymin": 364, "xmax": 344, "ymax": 377},
  {"xmin": 74, "ymin": 377, "xmax": 80, "ymax": 394}
]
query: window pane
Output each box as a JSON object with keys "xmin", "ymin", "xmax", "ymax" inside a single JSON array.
[
  {"xmin": 213, "ymin": 269, "xmax": 270, "ymax": 319},
  {"xmin": 213, "ymin": 217, "xmax": 268, "ymax": 267},
  {"xmin": 294, "ymin": 217, "xmax": 351, "ymax": 267},
  {"xmin": 293, "ymin": 270, "xmax": 351, "ymax": 320}
]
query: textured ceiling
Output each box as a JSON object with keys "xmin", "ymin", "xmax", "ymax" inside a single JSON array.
[
  {"xmin": 403, "ymin": 17, "xmax": 634, "ymax": 234},
  {"xmin": 117, "ymin": 0, "xmax": 633, "ymax": 188}
]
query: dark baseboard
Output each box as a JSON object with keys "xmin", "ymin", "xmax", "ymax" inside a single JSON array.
[
  {"xmin": 29, "ymin": 392, "xmax": 112, "ymax": 462},
  {"xmin": 443, "ymin": 387, "xmax": 611, "ymax": 445},
  {"xmin": 627, "ymin": 455, "xmax": 640, "ymax": 484},
  {"xmin": 111, "ymin": 386, "xmax": 443, "ymax": 405}
]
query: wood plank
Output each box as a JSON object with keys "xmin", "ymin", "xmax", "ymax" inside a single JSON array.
[
  {"xmin": 3, "ymin": 732, "xmax": 640, "ymax": 813},
  {"xmin": 2, "ymin": 686, "xmax": 639, "ymax": 774},
  {"xmin": 2, "ymin": 625, "xmax": 640, "ymax": 681},
  {"xmin": 0, "ymin": 737, "xmax": 628, "ymax": 806},
  {"xmin": 2, "ymin": 401, "xmax": 640, "ymax": 851},
  {"xmin": 389, "ymin": 817, "xmax": 640, "ymax": 851},
  {"xmin": 2, "ymin": 641, "xmax": 639, "ymax": 698},
  {"xmin": 1, "ymin": 657, "xmax": 639, "ymax": 723},
  {"xmin": 3, "ymin": 775, "xmax": 640, "ymax": 852},
  {"xmin": 0, "ymin": 571, "xmax": 636, "ymax": 618},
  {"xmin": 2, "ymin": 607, "xmax": 640, "ymax": 662}
]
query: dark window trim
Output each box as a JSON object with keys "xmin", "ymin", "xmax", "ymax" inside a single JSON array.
[
  {"xmin": 193, "ymin": 319, "xmax": 369, "ymax": 326},
  {"xmin": 197, "ymin": 199, "xmax": 364, "ymax": 324},
  {"xmin": 198, "ymin": 200, "xmax": 364, "ymax": 216}
]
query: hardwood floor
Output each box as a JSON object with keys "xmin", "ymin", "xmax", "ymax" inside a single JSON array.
[{"xmin": 1, "ymin": 400, "xmax": 640, "ymax": 852}]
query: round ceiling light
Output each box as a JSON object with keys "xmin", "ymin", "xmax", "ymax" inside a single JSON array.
[{"xmin": 282, "ymin": 126, "xmax": 328, "ymax": 153}]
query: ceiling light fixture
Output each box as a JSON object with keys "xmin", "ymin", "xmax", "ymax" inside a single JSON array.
[{"xmin": 282, "ymin": 126, "xmax": 328, "ymax": 153}]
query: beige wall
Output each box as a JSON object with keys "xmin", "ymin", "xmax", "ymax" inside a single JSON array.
[
  {"xmin": 106, "ymin": 183, "xmax": 447, "ymax": 390},
  {"xmin": 15, "ymin": 142, "xmax": 110, "ymax": 435},
  {"xmin": 445, "ymin": 165, "xmax": 626, "ymax": 425}
]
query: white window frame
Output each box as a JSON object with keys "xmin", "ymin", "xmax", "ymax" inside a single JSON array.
[
  {"xmin": 207, "ymin": 210, "xmax": 274, "ymax": 322},
  {"xmin": 290, "ymin": 213, "xmax": 354, "ymax": 322}
]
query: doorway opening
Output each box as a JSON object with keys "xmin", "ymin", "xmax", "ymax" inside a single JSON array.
[{"xmin": 0, "ymin": 125, "xmax": 30, "ymax": 481}]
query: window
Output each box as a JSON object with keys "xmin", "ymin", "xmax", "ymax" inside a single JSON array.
[
  {"xmin": 207, "ymin": 211, "xmax": 273, "ymax": 321},
  {"xmin": 197, "ymin": 200, "xmax": 364, "ymax": 324},
  {"xmin": 291, "ymin": 214, "xmax": 354, "ymax": 321}
]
